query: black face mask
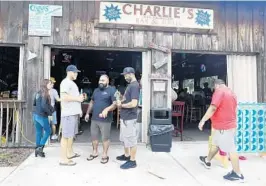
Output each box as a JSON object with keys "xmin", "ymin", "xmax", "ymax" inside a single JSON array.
[{"xmin": 99, "ymin": 83, "xmax": 107, "ymax": 90}]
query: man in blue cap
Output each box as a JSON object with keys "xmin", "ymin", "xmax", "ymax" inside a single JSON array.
[
  {"xmin": 59, "ymin": 65, "xmax": 84, "ymax": 166},
  {"xmin": 116, "ymin": 67, "xmax": 140, "ymax": 169}
]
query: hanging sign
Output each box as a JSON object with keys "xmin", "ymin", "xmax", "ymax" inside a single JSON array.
[
  {"xmin": 28, "ymin": 4, "xmax": 62, "ymax": 36},
  {"xmin": 153, "ymin": 58, "xmax": 168, "ymax": 69},
  {"xmin": 149, "ymin": 42, "xmax": 170, "ymax": 53},
  {"xmin": 99, "ymin": 2, "xmax": 214, "ymax": 29}
]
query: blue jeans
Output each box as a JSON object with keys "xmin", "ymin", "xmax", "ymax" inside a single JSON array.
[{"xmin": 33, "ymin": 114, "xmax": 51, "ymax": 146}]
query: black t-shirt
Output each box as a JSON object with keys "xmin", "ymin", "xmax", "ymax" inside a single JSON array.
[
  {"xmin": 120, "ymin": 81, "xmax": 140, "ymax": 120},
  {"xmin": 91, "ymin": 87, "xmax": 116, "ymax": 122}
]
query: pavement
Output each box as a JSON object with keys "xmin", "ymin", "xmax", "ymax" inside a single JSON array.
[{"xmin": 0, "ymin": 142, "xmax": 266, "ymax": 186}]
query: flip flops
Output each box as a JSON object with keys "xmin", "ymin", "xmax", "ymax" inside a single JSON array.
[
  {"xmin": 100, "ymin": 156, "xmax": 109, "ymax": 164},
  {"xmin": 67, "ymin": 153, "xmax": 81, "ymax": 159},
  {"xmin": 59, "ymin": 160, "xmax": 76, "ymax": 166},
  {"xmin": 87, "ymin": 154, "xmax": 98, "ymax": 161}
]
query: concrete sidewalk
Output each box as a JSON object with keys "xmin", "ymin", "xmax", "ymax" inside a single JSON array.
[{"xmin": 1, "ymin": 142, "xmax": 266, "ymax": 186}]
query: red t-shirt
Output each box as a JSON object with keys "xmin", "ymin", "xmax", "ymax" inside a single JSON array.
[{"xmin": 211, "ymin": 87, "xmax": 237, "ymax": 130}]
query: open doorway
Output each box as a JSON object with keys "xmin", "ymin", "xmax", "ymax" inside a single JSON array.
[
  {"xmin": 50, "ymin": 48, "xmax": 142, "ymax": 143},
  {"xmin": 0, "ymin": 46, "xmax": 20, "ymax": 99},
  {"xmin": 172, "ymin": 53, "xmax": 227, "ymax": 141},
  {"xmin": 0, "ymin": 46, "xmax": 21, "ymax": 144}
]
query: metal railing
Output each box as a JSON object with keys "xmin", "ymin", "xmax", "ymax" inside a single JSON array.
[{"xmin": 0, "ymin": 100, "xmax": 26, "ymax": 147}]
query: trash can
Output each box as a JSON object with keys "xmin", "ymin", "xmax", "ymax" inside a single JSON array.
[{"xmin": 148, "ymin": 109, "xmax": 173, "ymax": 152}]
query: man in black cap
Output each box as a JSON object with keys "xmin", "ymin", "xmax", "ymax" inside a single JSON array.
[{"xmin": 116, "ymin": 67, "xmax": 140, "ymax": 169}]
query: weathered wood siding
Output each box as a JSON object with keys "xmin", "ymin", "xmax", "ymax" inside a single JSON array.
[
  {"xmin": 0, "ymin": 1, "xmax": 264, "ymax": 52},
  {"xmin": 0, "ymin": 1, "xmax": 266, "ymax": 143}
]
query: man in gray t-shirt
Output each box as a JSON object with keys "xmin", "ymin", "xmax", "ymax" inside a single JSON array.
[{"xmin": 59, "ymin": 65, "xmax": 84, "ymax": 166}]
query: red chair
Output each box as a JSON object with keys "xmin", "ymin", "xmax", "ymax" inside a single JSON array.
[{"xmin": 172, "ymin": 101, "xmax": 185, "ymax": 141}]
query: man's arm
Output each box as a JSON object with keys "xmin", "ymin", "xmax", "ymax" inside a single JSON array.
[
  {"xmin": 121, "ymin": 84, "xmax": 139, "ymax": 108},
  {"xmin": 104, "ymin": 102, "xmax": 117, "ymax": 112},
  {"xmin": 121, "ymin": 99, "xmax": 138, "ymax": 108},
  {"xmin": 86, "ymin": 90, "xmax": 96, "ymax": 115},
  {"xmin": 60, "ymin": 82, "xmax": 80, "ymax": 102},
  {"xmin": 200, "ymin": 90, "xmax": 223, "ymax": 122},
  {"xmin": 200, "ymin": 105, "xmax": 217, "ymax": 122},
  {"xmin": 86, "ymin": 100, "xmax": 94, "ymax": 115},
  {"xmin": 60, "ymin": 92, "xmax": 80, "ymax": 102},
  {"xmin": 103, "ymin": 89, "xmax": 117, "ymax": 112},
  {"xmin": 54, "ymin": 90, "xmax": 60, "ymax": 102}
]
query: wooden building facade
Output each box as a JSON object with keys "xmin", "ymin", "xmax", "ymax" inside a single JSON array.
[{"xmin": 0, "ymin": 1, "xmax": 265, "ymax": 145}]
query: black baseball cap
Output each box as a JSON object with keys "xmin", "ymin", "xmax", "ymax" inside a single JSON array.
[
  {"xmin": 121, "ymin": 67, "xmax": 135, "ymax": 75},
  {"xmin": 66, "ymin": 65, "xmax": 80, "ymax": 73}
]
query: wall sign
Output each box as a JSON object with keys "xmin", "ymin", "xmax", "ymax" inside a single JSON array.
[
  {"xmin": 99, "ymin": 2, "xmax": 214, "ymax": 29},
  {"xmin": 149, "ymin": 42, "xmax": 170, "ymax": 53},
  {"xmin": 28, "ymin": 4, "xmax": 62, "ymax": 36}
]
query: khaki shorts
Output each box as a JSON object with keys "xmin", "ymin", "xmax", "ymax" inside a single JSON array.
[
  {"xmin": 61, "ymin": 115, "xmax": 79, "ymax": 138},
  {"xmin": 120, "ymin": 119, "xmax": 138, "ymax": 148},
  {"xmin": 212, "ymin": 128, "xmax": 236, "ymax": 153}
]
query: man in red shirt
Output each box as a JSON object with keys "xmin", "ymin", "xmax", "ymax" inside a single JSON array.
[{"xmin": 198, "ymin": 79, "xmax": 244, "ymax": 182}]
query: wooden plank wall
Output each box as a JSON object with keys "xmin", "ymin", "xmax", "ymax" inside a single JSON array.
[
  {"xmin": 0, "ymin": 1, "xmax": 266, "ymax": 143},
  {"xmin": 0, "ymin": 2, "xmax": 264, "ymax": 52}
]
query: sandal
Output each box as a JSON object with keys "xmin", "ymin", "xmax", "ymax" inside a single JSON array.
[
  {"xmin": 100, "ymin": 156, "xmax": 109, "ymax": 164},
  {"xmin": 87, "ymin": 154, "xmax": 98, "ymax": 161},
  {"xmin": 59, "ymin": 160, "xmax": 76, "ymax": 166},
  {"xmin": 68, "ymin": 153, "xmax": 81, "ymax": 159}
]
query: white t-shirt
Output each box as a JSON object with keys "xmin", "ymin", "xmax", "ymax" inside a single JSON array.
[{"xmin": 60, "ymin": 78, "xmax": 82, "ymax": 117}]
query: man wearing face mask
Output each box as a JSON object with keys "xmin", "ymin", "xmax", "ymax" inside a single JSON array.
[
  {"xmin": 116, "ymin": 67, "xmax": 140, "ymax": 169},
  {"xmin": 84, "ymin": 75, "xmax": 116, "ymax": 164}
]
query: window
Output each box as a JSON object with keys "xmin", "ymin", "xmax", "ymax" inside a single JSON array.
[
  {"xmin": 183, "ymin": 79, "xmax": 194, "ymax": 94},
  {"xmin": 200, "ymin": 76, "xmax": 218, "ymax": 90}
]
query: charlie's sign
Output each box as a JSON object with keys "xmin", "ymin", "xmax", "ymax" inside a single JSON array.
[{"xmin": 99, "ymin": 2, "xmax": 214, "ymax": 29}]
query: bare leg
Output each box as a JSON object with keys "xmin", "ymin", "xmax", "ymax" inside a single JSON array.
[
  {"xmin": 102, "ymin": 140, "xmax": 109, "ymax": 157},
  {"xmin": 92, "ymin": 140, "xmax": 99, "ymax": 155},
  {"xmin": 206, "ymin": 145, "xmax": 219, "ymax": 162},
  {"xmin": 124, "ymin": 147, "xmax": 130, "ymax": 157},
  {"xmin": 60, "ymin": 137, "xmax": 68, "ymax": 163},
  {"xmin": 52, "ymin": 124, "xmax": 56, "ymax": 136},
  {"xmin": 130, "ymin": 146, "xmax": 137, "ymax": 161},
  {"xmin": 229, "ymin": 152, "xmax": 241, "ymax": 174},
  {"xmin": 67, "ymin": 138, "xmax": 74, "ymax": 157}
]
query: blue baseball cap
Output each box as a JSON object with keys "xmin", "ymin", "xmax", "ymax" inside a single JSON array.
[
  {"xmin": 121, "ymin": 67, "xmax": 135, "ymax": 75},
  {"xmin": 66, "ymin": 65, "xmax": 80, "ymax": 73}
]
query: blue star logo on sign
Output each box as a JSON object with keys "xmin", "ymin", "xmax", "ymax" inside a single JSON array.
[
  {"xmin": 195, "ymin": 10, "xmax": 211, "ymax": 26},
  {"xmin": 103, "ymin": 4, "xmax": 121, "ymax": 21}
]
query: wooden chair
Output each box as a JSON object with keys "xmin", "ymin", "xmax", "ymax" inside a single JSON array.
[{"xmin": 172, "ymin": 101, "xmax": 185, "ymax": 141}]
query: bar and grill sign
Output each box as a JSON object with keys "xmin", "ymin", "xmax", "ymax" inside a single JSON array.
[{"xmin": 99, "ymin": 2, "xmax": 214, "ymax": 29}]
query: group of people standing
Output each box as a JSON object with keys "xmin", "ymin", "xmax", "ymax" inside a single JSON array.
[
  {"xmin": 32, "ymin": 65, "xmax": 140, "ymax": 169},
  {"xmin": 32, "ymin": 64, "xmax": 245, "ymax": 181}
]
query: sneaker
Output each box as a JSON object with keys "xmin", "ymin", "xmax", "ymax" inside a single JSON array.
[
  {"xmin": 51, "ymin": 135, "xmax": 58, "ymax": 140},
  {"xmin": 116, "ymin": 154, "xmax": 130, "ymax": 161},
  {"xmin": 223, "ymin": 171, "xmax": 245, "ymax": 182},
  {"xmin": 120, "ymin": 160, "xmax": 137, "ymax": 169},
  {"xmin": 199, "ymin": 156, "xmax": 211, "ymax": 169}
]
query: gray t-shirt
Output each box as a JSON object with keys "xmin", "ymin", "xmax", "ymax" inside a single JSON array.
[
  {"xmin": 60, "ymin": 78, "xmax": 82, "ymax": 117},
  {"xmin": 120, "ymin": 81, "xmax": 140, "ymax": 120},
  {"xmin": 49, "ymin": 88, "xmax": 59, "ymax": 107}
]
